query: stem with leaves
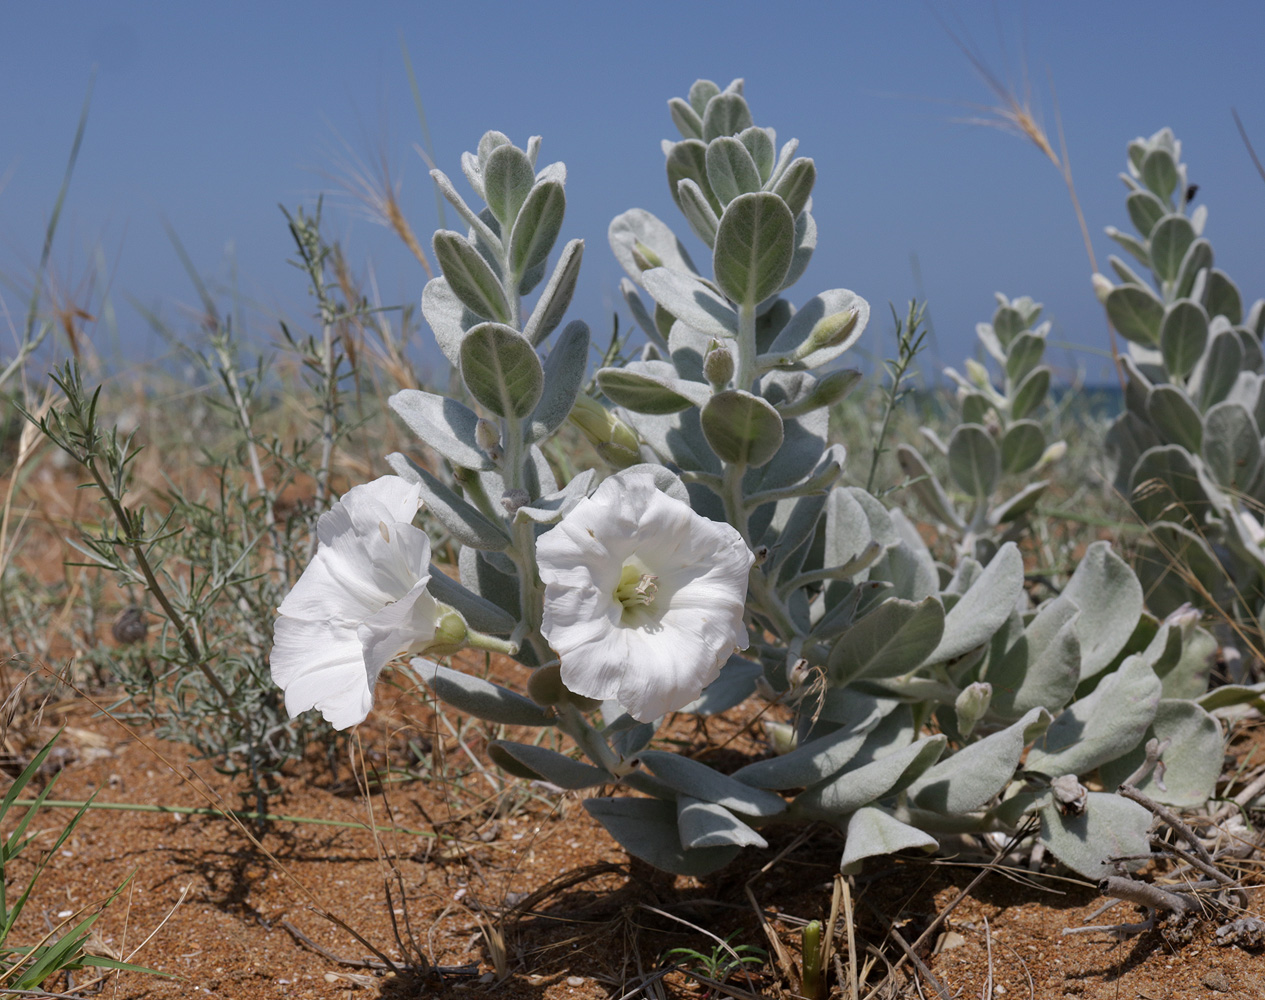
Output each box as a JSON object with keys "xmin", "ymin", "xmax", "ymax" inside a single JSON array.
[{"xmin": 865, "ymin": 301, "xmax": 927, "ymax": 495}]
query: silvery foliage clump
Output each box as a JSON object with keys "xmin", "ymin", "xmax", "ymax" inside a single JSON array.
[
  {"xmin": 1097, "ymin": 128, "xmax": 1265, "ymax": 678},
  {"xmin": 898, "ymin": 295, "xmax": 1065, "ymax": 563},
  {"xmin": 282, "ymin": 83, "xmax": 1226, "ymax": 880}
]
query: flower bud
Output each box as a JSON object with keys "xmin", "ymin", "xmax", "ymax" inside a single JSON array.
[
  {"xmin": 501, "ymin": 488, "xmax": 531, "ymax": 514},
  {"xmin": 568, "ymin": 395, "xmax": 641, "ymax": 469},
  {"xmin": 954, "ymin": 681, "xmax": 992, "ymax": 737},
  {"xmin": 420, "ymin": 605, "xmax": 470, "ymax": 658},
  {"xmin": 965, "ymin": 358, "xmax": 991, "ymax": 391},
  {"xmin": 475, "ymin": 418, "xmax": 501, "ymax": 453},
  {"xmin": 704, "ymin": 342, "xmax": 735, "ymax": 388},
  {"xmin": 790, "ymin": 309, "xmax": 859, "ymax": 363},
  {"xmin": 1051, "ymin": 774, "xmax": 1088, "ymax": 817},
  {"xmin": 1091, "ymin": 272, "xmax": 1114, "ymax": 304},
  {"xmin": 763, "ymin": 720, "xmax": 798, "ymax": 755},
  {"xmin": 630, "ymin": 240, "xmax": 663, "ymax": 272},
  {"xmin": 1036, "ymin": 441, "xmax": 1067, "ymax": 469}
]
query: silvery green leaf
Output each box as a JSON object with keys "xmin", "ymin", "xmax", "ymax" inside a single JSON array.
[
  {"xmin": 1206, "ymin": 269, "xmax": 1243, "ymax": 324},
  {"xmin": 385, "ymin": 452, "xmax": 509, "ymax": 550},
  {"xmin": 1106, "ymin": 285, "xmax": 1163, "ymax": 346},
  {"xmin": 1203, "ymin": 401, "xmax": 1261, "ymax": 490},
  {"xmin": 1175, "ymin": 237, "xmax": 1214, "ymax": 300},
  {"xmin": 1126, "ymin": 190, "xmax": 1167, "ymax": 238},
  {"xmin": 666, "ymin": 139, "xmax": 720, "ymax": 215},
  {"xmin": 1149, "ymin": 214, "xmax": 1195, "ymax": 283},
  {"xmin": 1106, "ymin": 414, "xmax": 1159, "ymax": 494},
  {"xmin": 701, "ymin": 390, "xmax": 784, "ymax": 467},
  {"xmin": 1134, "ymin": 524, "xmax": 1221, "ymax": 616},
  {"xmin": 421, "ymin": 276, "xmax": 477, "ymax": 368},
  {"xmin": 667, "ymin": 319, "xmax": 716, "ymax": 384},
  {"xmin": 432, "ymin": 231, "xmax": 509, "ymax": 323},
  {"xmin": 1005, "ymin": 332, "xmax": 1045, "ymax": 384},
  {"xmin": 976, "ymin": 322, "xmax": 1006, "ymax": 364},
  {"xmin": 1061, "ymin": 541, "xmax": 1143, "ymax": 681},
  {"xmin": 460, "ymin": 150, "xmax": 485, "ymax": 199},
  {"xmin": 766, "ymin": 492, "xmax": 829, "ymax": 579},
  {"xmin": 508, "ymin": 180, "xmax": 565, "ymax": 280},
  {"xmin": 1162, "ymin": 626, "xmax": 1217, "ymax": 701},
  {"xmin": 992, "ymin": 303, "xmax": 1027, "ymax": 344},
  {"xmin": 529, "ymin": 320, "xmax": 589, "ymax": 443},
  {"xmin": 909, "ymin": 708, "xmax": 1051, "ymax": 814},
  {"xmin": 424, "ymin": 566, "xmax": 516, "ymax": 635},
  {"xmin": 459, "ymin": 543, "xmax": 521, "ymax": 625},
  {"xmin": 1160, "ymin": 299, "xmax": 1209, "ymax": 380},
  {"xmin": 827, "ymin": 596, "xmax": 945, "ymax": 684},
  {"xmin": 780, "ymin": 206, "xmax": 817, "ymax": 292},
  {"xmin": 489, "ymin": 741, "xmax": 611, "ymax": 789},
  {"xmin": 702, "ymin": 92, "xmax": 752, "ymax": 141},
  {"xmin": 1106, "ymin": 226, "xmax": 1151, "ymax": 269},
  {"xmin": 640, "ymin": 267, "xmax": 738, "ymax": 339},
  {"xmin": 705, "ymin": 136, "xmax": 762, "ymax": 206},
  {"xmin": 1000, "ymin": 421, "xmax": 1046, "ymax": 475},
  {"xmin": 620, "ymin": 278, "xmax": 664, "ymax": 348},
  {"xmin": 676, "ymin": 179, "xmax": 719, "ymax": 248},
  {"xmin": 668, "ymin": 97, "xmax": 703, "ymax": 140},
  {"xmin": 598, "ymin": 361, "xmax": 711, "ymax": 414},
  {"xmin": 777, "ymin": 368, "xmax": 863, "ymax": 418},
  {"xmin": 678, "ymin": 655, "xmax": 763, "ymax": 716},
  {"xmin": 523, "ymin": 239, "xmax": 583, "ymax": 347},
  {"xmin": 793, "ymin": 735, "xmax": 947, "ymax": 819},
  {"xmin": 638, "ymin": 751, "xmax": 787, "ymax": 817},
  {"xmin": 1141, "ymin": 147, "xmax": 1179, "ymax": 202},
  {"xmin": 482, "ymin": 142, "xmax": 535, "ymax": 228},
  {"xmin": 389, "ymin": 389, "xmax": 494, "ymax": 470},
  {"xmin": 737, "ymin": 126, "xmax": 776, "ymax": 183},
  {"xmin": 713, "ymin": 193, "xmax": 795, "ymax": 308},
  {"xmin": 1027, "ymin": 654, "xmax": 1161, "ymax": 777},
  {"xmin": 840, "ymin": 807, "xmax": 938, "ymax": 873},
  {"xmin": 1249, "ymin": 298, "xmax": 1265, "ymax": 337},
  {"xmin": 744, "ymin": 399, "xmax": 826, "ymax": 492},
  {"xmin": 459, "ymin": 323, "xmax": 544, "ymax": 419},
  {"xmin": 585, "ymin": 797, "xmax": 739, "ymax": 875},
  {"xmin": 1192, "ymin": 325, "xmax": 1244, "ymax": 411},
  {"xmin": 868, "ymin": 539, "xmax": 937, "ymax": 603},
  {"xmin": 688, "ymin": 79, "xmax": 720, "ymax": 116},
  {"xmin": 896, "ymin": 445, "xmax": 964, "ymax": 531},
  {"xmin": 763, "ymin": 289, "xmax": 870, "ymax": 370},
  {"xmin": 513, "ymin": 468, "xmax": 595, "ymax": 525},
  {"xmin": 430, "ymin": 168, "xmax": 502, "ymax": 252},
  {"xmin": 1011, "ymin": 366, "xmax": 1051, "ymax": 420},
  {"xmin": 1129, "ymin": 446, "xmax": 1221, "ymax": 526},
  {"xmin": 961, "ymin": 392, "xmax": 992, "ymax": 425},
  {"xmin": 609, "ymin": 209, "xmax": 698, "ymax": 286},
  {"xmin": 477, "ymin": 129, "xmax": 511, "ymax": 165},
  {"xmin": 412, "ymin": 659, "xmax": 554, "ymax": 727},
  {"xmin": 1099, "ymin": 700, "xmax": 1222, "ymax": 808},
  {"xmin": 526, "ymin": 442, "xmax": 559, "ymax": 496},
  {"xmin": 1038, "ymin": 792, "xmax": 1152, "ymax": 879},
  {"xmin": 985, "ymin": 597, "xmax": 1080, "ymax": 717},
  {"xmin": 930, "ymin": 543, "xmax": 1024, "ymax": 664},
  {"xmin": 849, "ymin": 487, "xmax": 899, "ymax": 547},
  {"xmin": 677, "ymin": 797, "xmax": 767, "ymax": 849},
  {"xmin": 989, "ymin": 481, "xmax": 1048, "ymax": 525},
  {"xmin": 1146, "ymin": 385, "xmax": 1203, "ymax": 451},
  {"xmin": 948, "ymin": 424, "xmax": 1000, "ymax": 497},
  {"xmin": 621, "ymin": 407, "xmax": 720, "ymax": 474},
  {"xmin": 733, "ymin": 706, "xmax": 882, "ymax": 790},
  {"xmin": 524, "ymin": 135, "xmax": 542, "ymax": 168},
  {"xmin": 772, "ymin": 158, "xmax": 815, "ymax": 217},
  {"xmin": 823, "ymin": 485, "xmax": 874, "ymax": 574}
]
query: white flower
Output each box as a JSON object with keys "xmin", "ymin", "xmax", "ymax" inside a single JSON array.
[
  {"xmin": 536, "ymin": 471, "xmax": 753, "ymax": 722},
  {"xmin": 271, "ymin": 475, "xmax": 439, "ymax": 729}
]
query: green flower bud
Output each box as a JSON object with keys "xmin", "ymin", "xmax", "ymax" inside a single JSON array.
[
  {"xmin": 475, "ymin": 418, "xmax": 501, "ymax": 452},
  {"xmin": 420, "ymin": 605, "xmax": 470, "ymax": 658},
  {"xmin": 954, "ymin": 681, "xmax": 992, "ymax": 737},
  {"xmin": 704, "ymin": 342, "xmax": 734, "ymax": 388},
  {"xmin": 568, "ymin": 395, "xmax": 642, "ymax": 469},
  {"xmin": 631, "ymin": 240, "xmax": 663, "ymax": 272},
  {"xmin": 790, "ymin": 308, "xmax": 858, "ymax": 362},
  {"xmin": 964, "ymin": 358, "xmax": 991, "ymax": 391}
]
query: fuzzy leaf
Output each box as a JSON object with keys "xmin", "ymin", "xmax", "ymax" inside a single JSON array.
[
  {"xmin": 638, "ymin": 751, "xmax": 787, "ymax": 817},
  {"xmin": 529, "ymin": 320, "xmax": 590, "ymax": 442},
  {"xmin": 1061, "ymin": 541, "xmax": 1144, "ymax": 681},
  {"xmin": 929, "ymin": 543, "xmax": 1024, "ymax": 664},
  {"xmin": 1106, "ymin": 285, "xmax": 1163, "ymax": 346},
  {"xmin": 640, "ymin": 267, "xmax": 738, "ymax": 339},
  {"xmin": 948, "ymin": 424, "xmax": 1000, "ymax": 497},
  {"xmin": 840, "ymin": 807, "xmax": 937, "ymax": 873},
  {"xmin": 413, "ymin": 659, "xmax": 554, "ymax": 727},
  {"xmin": 1098, "ymin": 700, "xmax": 1222, "ymax": 808},
  {"xmin": 1039, "ymin": 792, "xmax": 1153, "ymax": 879},
  {"xmin": 389, "ymin": 390, "xmax": 494, "ymax": 470},
  {"xmin": 524, "ymin": 239, "xmax": 584, "ymax": 346},
  {"xmin": 793, "ymin": 735, "xmax": 947, "ymax": 819},
  {"xmin": 701, "ymin": 390, "xmax": 784, "ymax": 467},
  {"xmin": 508, "ymin": 180, "xmax": 566, "ymax": 279},
  {"xmin": 827, "ymin": 597, "xmax": 945, "ymax": 684},
  {"xmin": 585, "ymin": 797, "xmax": 739, "ymax": 875},
  {"xmin": 677, "ymin": 797, "xmax": 767, "ymax": 849},
  {"xmin": 433, "ymin": 231, "xmax": 509, "ymax": 323},
  {"xmin": 459, "ymin": 323, "xmax": 544, "ymax": 419},
  {"xmin": 713, "ymin": 192, "xmax": 795, "ymax": 307},
  {"xmin": 489, "ymin": 741, "xmax": 611, "ymax": 788}
]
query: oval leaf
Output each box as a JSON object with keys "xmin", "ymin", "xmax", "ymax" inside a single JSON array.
[
  {"xmin": 700, "ymin": 389, "xmax": 784, "ymax": 467},
  {"xmin": 713, "ymin": 192, "xmax": 795, "ymax": 307},
  {"xmin": 433, "ymin": 231, "xmax": 509, "ymax": 323},
  {"xmin": 460, "ymin": 323, "xmax": 544, "ymax": 419},
  {"xmin": 948, "ymin": 424, "xmax": 1000, "ymax": 497}
]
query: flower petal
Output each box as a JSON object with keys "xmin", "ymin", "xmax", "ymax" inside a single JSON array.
[
  {"xmin": 359, "ymin": 583, "xmax": 441, "ymax": 686},
  {"xmin": 271, "ymin": 616, "xmax": 374, "ymax": 730}
]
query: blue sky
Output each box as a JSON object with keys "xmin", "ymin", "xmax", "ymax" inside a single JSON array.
[{"xmin": 2, "ymin": 1, "xmax": 1263, "ymax": 385}]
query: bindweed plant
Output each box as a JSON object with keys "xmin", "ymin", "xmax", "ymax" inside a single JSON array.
[
  {"xmin": 898, "ymin": 294, "xmax": 1066, "ymax": 564},
  {"xmin": 1097, "ymin": 128, "xmax": 1265, "ymax": 681},
  {"xmin": 271, "ymin": 79, "xmax": 1229, "ymax": 883}
]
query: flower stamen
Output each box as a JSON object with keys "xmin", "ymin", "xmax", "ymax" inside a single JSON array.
[{"xmin": 615, "ymin": 562, "xmax": 658, "ymax": 609}]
